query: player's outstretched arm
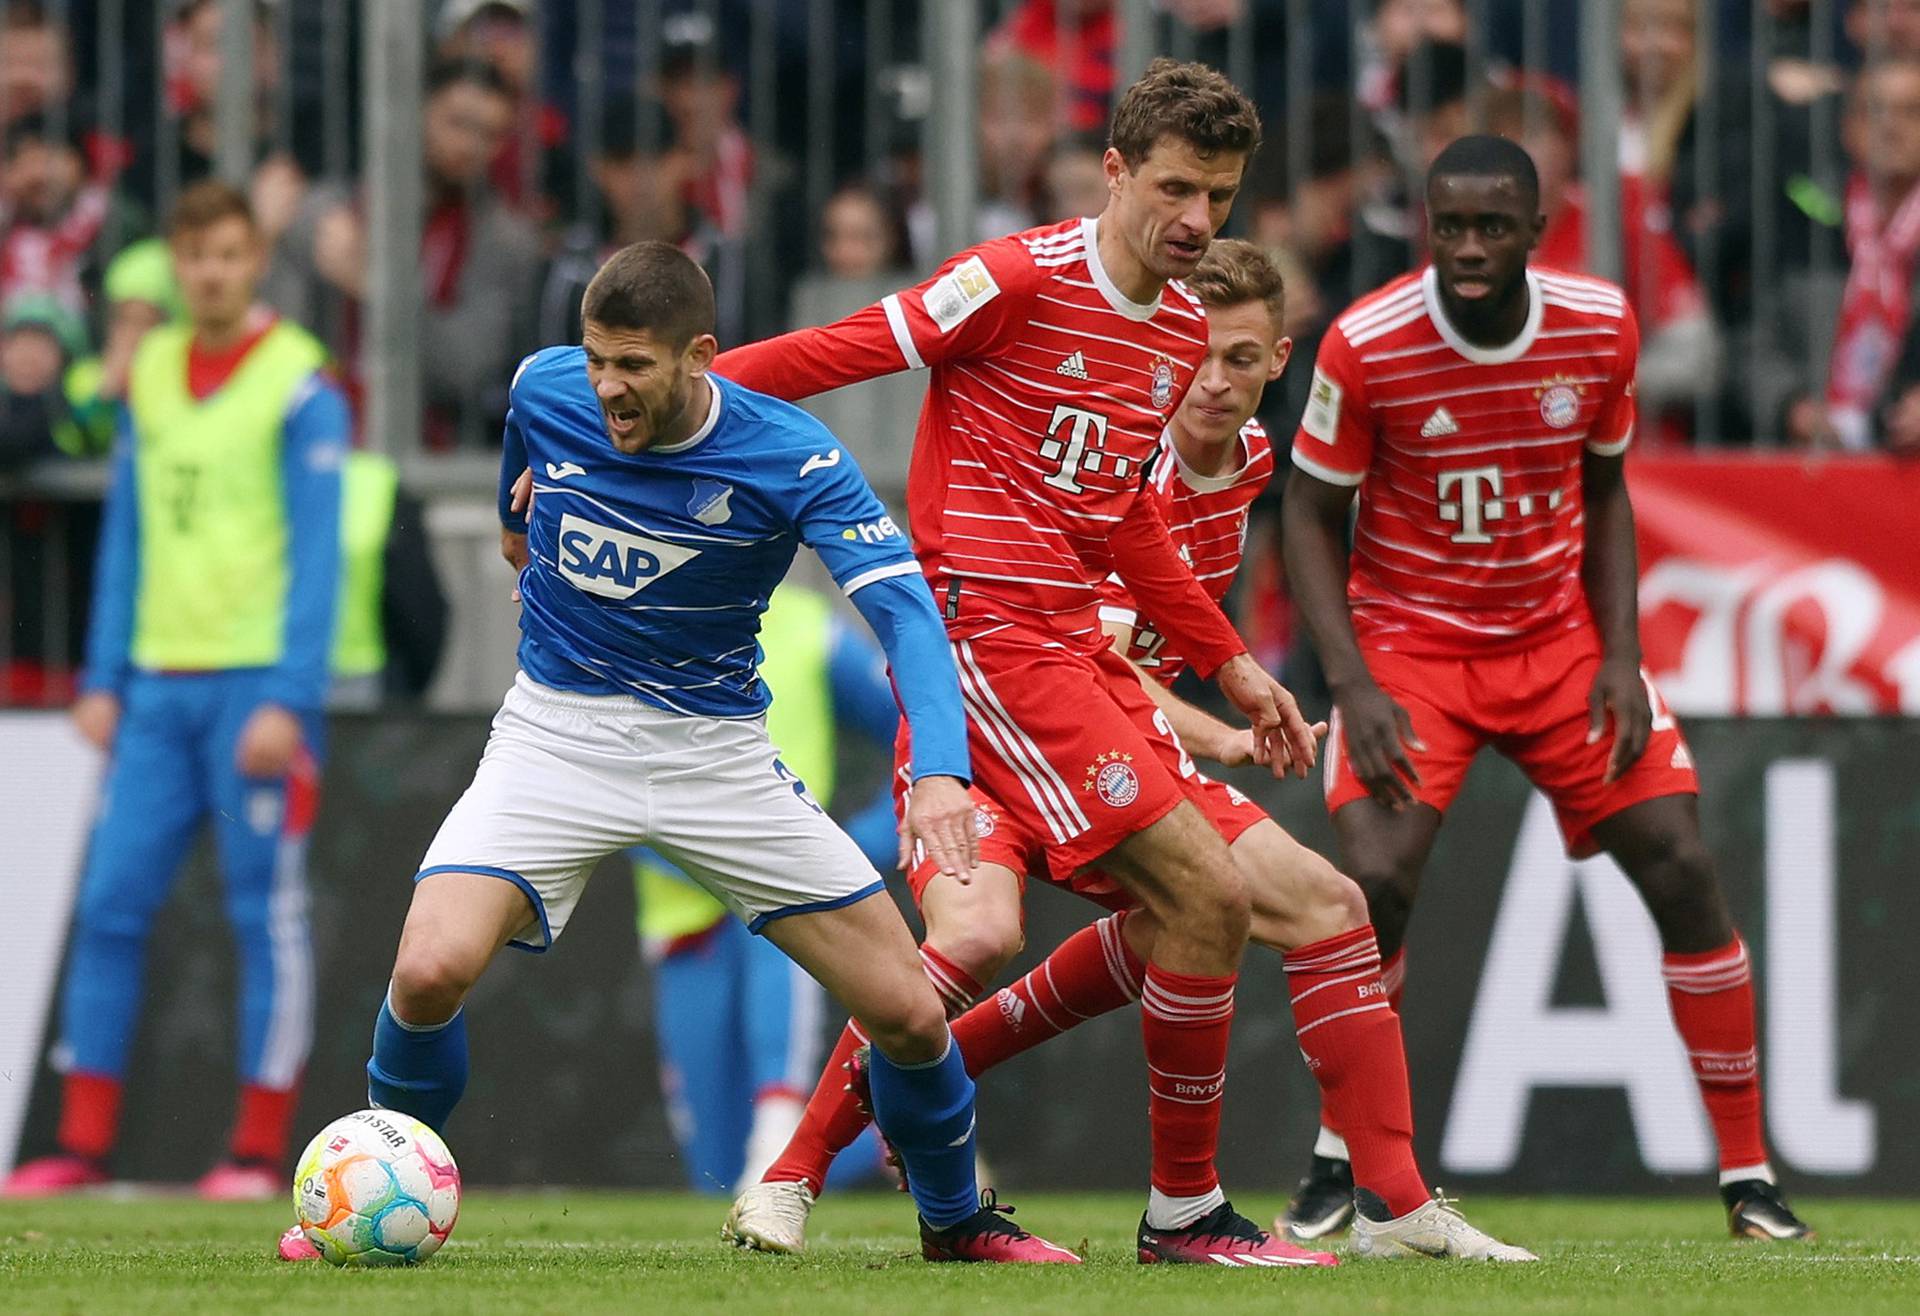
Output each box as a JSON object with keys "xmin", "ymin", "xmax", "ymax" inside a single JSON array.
[
  {"xmin": 1282, "ymin": 468, "xmax": 1425, "ymax": 807},
  {"xmin": 1580, "ymin": 448, "xmax": 1652, "ymax": 783},
  {"xmin": 74, "ymin": 415, "xmax": 140, "ymax": 749},
  {"xmin": 715, "ymin": 241, "xmax": 1031, "ymax": 402}
]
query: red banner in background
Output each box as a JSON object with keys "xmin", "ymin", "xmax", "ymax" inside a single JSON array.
[{"xmin": 1631, "ymin": 454, "xmax": 1920, "ymax": 715}]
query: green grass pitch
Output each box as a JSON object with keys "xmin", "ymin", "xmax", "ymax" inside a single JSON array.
[{"xmin": 4, "ymin": 1191, "xmax": 1917, "ymax": 1314}]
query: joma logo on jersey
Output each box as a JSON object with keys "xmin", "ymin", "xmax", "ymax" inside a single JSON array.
[
  {"xmin": 840, "ymin": 515, "xmax": 902, "ymax": 544},
  {"xmin": 1437, "ymin": 466, "xmax": 1565, "ymax": 544},
  {"xmin": 556, "ymin": 513, "xmax": 700, "ymax": 599}
]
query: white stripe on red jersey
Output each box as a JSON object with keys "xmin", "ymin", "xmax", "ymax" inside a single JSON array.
[
  {"xmin": 1291, "ymin": 265, "xmax": 1640, "ymax": 656},
  {"xmin": 712, "ymin": 216, "xmax": 1250, "ymax": 675},
  {"xmin": 1100, "ymin": 420, "xmax": 1273, "ymax": 683}
]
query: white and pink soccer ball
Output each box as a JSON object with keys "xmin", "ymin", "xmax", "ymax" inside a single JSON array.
[{"xmin": 292, "ymin": 1109, "xmax": 461, "ymax": 1265}]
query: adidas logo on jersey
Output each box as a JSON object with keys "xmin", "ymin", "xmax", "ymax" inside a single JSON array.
[
  {"xmin": 1056, "ymin": 351, "xmax": 1089, "ymax": 380},
  {"xmin": 1420, "ymin": 407, "xmax": 1460, "ymax": 438}
]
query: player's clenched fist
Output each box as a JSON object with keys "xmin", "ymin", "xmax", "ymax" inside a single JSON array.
[{"xmin": 904, "ymin": 774, "xmax": 979, "ymax": 883}]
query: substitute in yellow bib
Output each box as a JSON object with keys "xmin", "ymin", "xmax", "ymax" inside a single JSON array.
[{"xmin": 3, "ymin": 182, "xmax": 349, "ymax": 1202}]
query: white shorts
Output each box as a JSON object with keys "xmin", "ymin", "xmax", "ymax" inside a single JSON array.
[{"xmin": 417, "ymin": 673, "xmax": 886, "ymax": 952}]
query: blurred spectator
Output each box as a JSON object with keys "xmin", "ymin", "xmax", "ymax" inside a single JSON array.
[
  {"xmin": 1758, "ymin": 57, "xmax": 1920, "ymax": 448},
  {"xmin": 435, "ymin": 0, "xmax": 570, "ymax": 220},
  {"xmin": 1490, "ymin": 88, "xmax": 1723, "ymax": 442},
  {"xmin": 539, "ymin": 96, "xmax": 740, "ymax": 346},
  {"xmin": 267, "ymin": 58, "xmax": 541, "ymax": 448},
  {"xmin": 1042, "ymin": 131, "xmax": 1109, "ymax": 222},
  {"xmin": 1247, "ymin": 97, "xmax": 1408, "ymax": 430},
  {"xmin": 988, "ymin": 0, "xmax": 1116, "ymax": 134},
  {"xmin": 0, "ymin": 292, "xmax": 89, "ymax": 463},
  {"xmin": 817, "ymin": 180, "xmax": 909, "ymax": 282},
  {"xmin": 1, "ymin": 114, "xmax": 139, "ymax": 335},
  {"xmin": 658, "ymin": 20, "xmax": 754, "ymax": 241},
  {"xmin": 0, "ymin": 1, "xmax": 75, "ymax": 135},
  {"xmin": 907, "ymin": 52, "xmax": 1054, "ymax": 260},
  {"xmin": 1359, "ymin": 0, "xmax": 1469, "ymax": 117}
]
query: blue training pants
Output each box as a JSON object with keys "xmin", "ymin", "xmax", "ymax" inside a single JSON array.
[{"xmin": 59, "ymin": 670, "xmax": 323, "ymax": 1089}]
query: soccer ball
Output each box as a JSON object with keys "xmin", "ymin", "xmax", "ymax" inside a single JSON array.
[{"xmin": 292, "ymin": 1109, "xmax": 461, "ymax": 1266}]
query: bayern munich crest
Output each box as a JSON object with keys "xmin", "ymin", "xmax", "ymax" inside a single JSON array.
[
  {"xmin": 1536, "ymin": 376, "xmax": 1585, "ymax": 428},
  {"xmin": 972, "ymin": 806, "xmax": 997, "ymax": 838},
  {"xmin": 1150, "ymin": 355, "xmax": 1175, "ymax": 409},
  {"xmin": 1085, "ymin": 751, "xmax": 1140, "ymax": 808}
]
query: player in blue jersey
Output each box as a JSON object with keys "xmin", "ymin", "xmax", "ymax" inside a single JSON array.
[{"xmin": 276, "ymin": 241, "xmax": 1078, "ymax": 1264}]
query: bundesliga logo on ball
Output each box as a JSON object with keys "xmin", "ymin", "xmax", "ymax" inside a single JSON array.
[{"xmin": 292, "ymin": 1109, "xmax": 461, "ymax": 1266}]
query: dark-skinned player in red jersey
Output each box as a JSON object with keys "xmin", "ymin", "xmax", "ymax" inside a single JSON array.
[
  {"xmin": 714, "ymin": 61, "xmax": 1526, "ymax": 1268},
  {"xmin": 1279, "ymin": 134, "xmax": 1813, "ymax": 1244}
]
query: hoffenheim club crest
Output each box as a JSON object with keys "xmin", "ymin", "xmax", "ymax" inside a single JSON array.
[{"xmin": 688, "ymin": 478, "xmax": 735, "ymax": 526}]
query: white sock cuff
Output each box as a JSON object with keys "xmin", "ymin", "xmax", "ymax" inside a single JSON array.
[
  {"xmin": 1314, "ymin": 1126, "xmax": 1351, "ymax": 1161},
  {"xmin": 875, "ymin": 1027, "xmax": 954, "ymax": 1071},
  {"xmin": 1720, "ymin": 1161, "xmax": 1774, "ymax": 1186},
  {"xmin": 1146, "ymin": 1184, "xmax": 1226, "ymax": 1231},
  {"xmin": 385, "ymin": 987, "xmax": 461, "ymax": 1033}
]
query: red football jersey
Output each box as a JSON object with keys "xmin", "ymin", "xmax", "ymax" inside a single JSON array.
[
  {"xmin": 716, "ymin": 217, "xmax": 1246, "ymax": 673},
  {"xmin": 1100, "ymin": 420, "xmax": 1273, "ymax": 683},
  {"xmin": 1291, "ymin": 265, "xmax": 1639, "ymax": 657}
]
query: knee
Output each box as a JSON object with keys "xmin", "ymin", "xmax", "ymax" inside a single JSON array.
[
  {"xmin": 390, "ymin": 937, "xmax": 481, "ymax": 1023},
  {"xmin": 861, "ymin": 984, "xmax": 951, "ymax": 1066},
  {"xmin": 1169, "ymin": 854, "xmax": 1251, "ymax": 949},
  {"xmin": 1299, "ymin": 862, "xmax": 1371, "ymax": 943},
  {"xmin": 929, "ymin": 912, "xmax": 1025, "ymax": 987},
  {"xmin": 1632, "ymin": 833, "xmax": 1730, "ymax": 946}
]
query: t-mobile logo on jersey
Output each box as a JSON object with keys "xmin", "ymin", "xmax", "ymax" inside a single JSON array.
[
  {"xmin": 1437, "ymin": 466, "xmax": 1566, "ymax": 544},
  {"xmin": 1042, "ymin": 405, "xmax": 1136, "ymax": 493},
  {"xmin": 1437, "ymin": 465, "xmax": 1504, "ymax": 544}
]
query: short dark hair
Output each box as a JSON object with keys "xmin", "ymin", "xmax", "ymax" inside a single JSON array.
[
  {"xmin": 3, "ymin": 111, "xmax": 82, "ymax": 162},
  {"xmin": 581, "ymin": 241, "xmax": 715, "ymax": 347},
  {"xmin": 1184, "ymin": 238, "xmax": 1285, "ymax": 331},
  {"xmin": 168, "ymin": 178, "xmax": 256, "ymax": 238},
  {"xmin": 426, "ymin": 56, "xmax": 513, "ymax": 105},
  {"xmin": 1109, "ymin": 58, "xmax": 1262, "ymax": 170},
  {"xmin": 1427, "ymin": 133, "xmax": 1540, "ymax": 210}
]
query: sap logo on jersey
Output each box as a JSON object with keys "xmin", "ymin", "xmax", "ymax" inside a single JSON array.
[
  {"xmin": 556, "ymin": 513, "xmax": 700, "ymax": 599},
  {"xmin": 841, "ymin": 515, "xmax": 902, "ymax": 544}
]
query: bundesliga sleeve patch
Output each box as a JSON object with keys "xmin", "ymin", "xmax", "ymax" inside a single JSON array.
[
  {"xmin": 1302, "ymin": 368, "xmax": 1343, "ymax": 444},
  {"xmin": 923, "ymin": 255, "xmax": 1001, "ymax": 333}
]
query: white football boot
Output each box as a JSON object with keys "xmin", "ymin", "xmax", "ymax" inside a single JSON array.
[
  {"xmin": 722, "ymin": 1179, "xmax": 816, "ymax": 1255},
  {"xmin": 1348, "ymin": 1189, "xmax": 1538, "ymax": 1262}
]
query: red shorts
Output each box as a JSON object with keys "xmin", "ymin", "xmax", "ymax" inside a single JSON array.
[
  {"xmin": 1323, "ymin": 625, "xmax": 1699, "ymax": 857},
  {"xmin": 897, "ymin": 630, "xmax": 1269, "ymax": 911}
]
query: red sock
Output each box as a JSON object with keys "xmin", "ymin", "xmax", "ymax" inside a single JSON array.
[
  {"xmin": 1381, "ymin": 947, "xmax": 1407, "ymax": 1014},
  {"xmin": 953, "ymin": 913, "xmax": 1144, "ymax": 1076},
  {"xmin": 1663, "ymin": 935, "xmax": 1768, "ymax": 1173},
  {"xmin": 1140, "ymin": 964, "xmax": 1235, "ymax": 1199},
  {"xmin": 230, "ymin": 1082, "xmax": 301, "ymax": 1165},
  {"xmin": 1287, "ymin": 928, "xmax": 1427, "ymax": 1216},
  {"xmin": 760, "ymin": 946, "xmax": 985, "ymax": 1192},
  {"xmin": 56, "ymin": 1072, "xmax": 123, "ymax": 1161},
  {"xmin": 1319, "ymin": 946, "xmax": 1407, "ymax": 1139}
]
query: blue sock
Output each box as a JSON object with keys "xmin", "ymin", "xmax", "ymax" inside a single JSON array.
[
  {"xmin": 866, "ymin": 1031, "xmax": 979, "ymax": 1229},
  {"xmin": 365, "ymin": 994, "xmax": 468, "ymax": 1132}
]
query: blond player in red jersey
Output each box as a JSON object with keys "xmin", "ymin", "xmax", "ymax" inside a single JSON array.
[
  {"xmin": 714, "ymin": 62, "xmax": 1350, "ymax": 1266},
  {"xmin": 727, "ymin": 239, "xmax": 1533, "ymax": 1264},
  {"xmin": 1280, "ymin": 134, "xmax": 1812, "ymax": 1243}
]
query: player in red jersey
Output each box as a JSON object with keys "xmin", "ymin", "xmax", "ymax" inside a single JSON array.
[
  {"xmin": 1280, "ymin": 135, "xmax": 1813, "ymax": 1243},
  {"xmin": 716, "ymin": 62, "xmax": 1339, "ymax": 1267},
  {"xmin": 728, "ymin": 239, "xmax": 1534, "ymax": 1264}
]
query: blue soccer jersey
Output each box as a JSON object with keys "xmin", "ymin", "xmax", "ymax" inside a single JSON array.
[{"xmin": 499, "ymin": 346, "xmax": 967, "ymax": 780}]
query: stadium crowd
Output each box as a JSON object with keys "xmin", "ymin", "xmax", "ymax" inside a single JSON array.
[{"xmin": 4, "ymin": 0, "xmax": 1920, "ymax": 705}]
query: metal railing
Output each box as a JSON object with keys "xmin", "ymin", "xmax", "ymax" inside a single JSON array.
[{"xmin": 3, "ymin": 1, "xmax": 1911, "ymax": 707}]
